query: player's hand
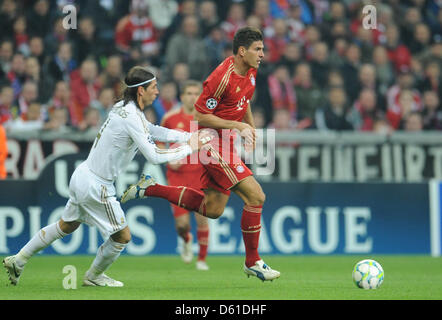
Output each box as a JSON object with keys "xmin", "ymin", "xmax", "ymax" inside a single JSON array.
[
  {"xmin": 189, "ymin": 130, "xmax": 213, "ymax": 152},
  {"xmin": 237, "ymin": 123, "xmax": 256, "ymax": 151}
]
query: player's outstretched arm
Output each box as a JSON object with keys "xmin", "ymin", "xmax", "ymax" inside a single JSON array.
[
  {"xmin": 195, "ymin": 111, "xmax": 255, "ymax": 148},
  {"xmin": 147, "ymin": 121, "xmax": 192, "ymax": 143}
]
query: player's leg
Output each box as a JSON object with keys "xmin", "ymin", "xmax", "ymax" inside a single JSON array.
[
  {"xmin": 83, "ymin": 226, "xmax": 129, "ymax": 287},
  {"xmin": 232, "ymin": 176, "xmax": 280, "ymax": 281},
  {"xmin": 195, "ymin": 212, "xmax": 209, "ymax": 271},
  {"xmin": 3, "ymin": 206, "xmax": 81, "ymax": 286},
  {"xmin": 121, "ymin": 174, "xmax": 228, "ymax": 219},
  {"xmin": 83, "ymin": 185, "xmax": 129, "ymax": 287},
  {"xmin": 174, "ymin": 212, "xmax": 194, "ymax": 263}
]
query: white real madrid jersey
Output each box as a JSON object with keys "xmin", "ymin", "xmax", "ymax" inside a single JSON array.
[{"xmin": 86, "ymin": 100, "xmax": 192, "ymax": 181}]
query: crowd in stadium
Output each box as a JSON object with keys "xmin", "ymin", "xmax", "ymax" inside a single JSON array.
[{"xmin": 0, "ymin": 0, "xmax": 441, "ymax": 135}]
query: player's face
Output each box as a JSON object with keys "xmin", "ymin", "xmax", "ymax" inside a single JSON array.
[
  {"xmin": 181, "ymin": 85, "xmax": 201, "ymax": 111},
  {"xmin": 139, "ymin": 80, "xmax": 159, "ymax": 109},
  {"xmin": 243, "ymin": 41, "xmax": 264, "ymax": 69}
]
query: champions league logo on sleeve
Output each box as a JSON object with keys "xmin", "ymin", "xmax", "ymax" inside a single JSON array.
[{"xmin": 206, "ymin": 98, "xmax": 218, "ymax": 110}]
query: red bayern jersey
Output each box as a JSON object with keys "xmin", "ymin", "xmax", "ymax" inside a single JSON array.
[
  {"xmin": 161, "ymin": 106, "xmax": 201, "ymax": 173},
  {"xmin": 195, "ymin": 56, "xmax": 257, "ymax": 133}
]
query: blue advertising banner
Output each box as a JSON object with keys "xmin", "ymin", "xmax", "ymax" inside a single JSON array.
[{"xmin": 0, "ymin": 154, "xmax": 433, "ymax": 256}]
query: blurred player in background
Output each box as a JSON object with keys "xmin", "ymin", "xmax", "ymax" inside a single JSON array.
[
  {"xmin": 122, "ymin": 27, "xmax": 280, "ymax": 281},
  {"xmin": 160, "ymin": 80, "xmax": 210, "ymax": 271},
  {"xmin": 2, "ymin": 67, "xmax": 211, "ymax": 287}
]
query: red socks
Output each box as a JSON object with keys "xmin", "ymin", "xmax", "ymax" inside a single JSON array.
[
  {"xmin": 145, "ymin": 185, "xmax": 206, "ymax": 216},
  {"xmin": 197, "ymin": 227, "xmax": 209, "ymax": 261},
  {"xmin": 241, "ymin": 205, "xmax": 262, "ymax": 268}
]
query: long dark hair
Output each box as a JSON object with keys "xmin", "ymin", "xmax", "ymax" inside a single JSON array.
[{"xmin": 120, "ymin": 66, "xmax": 155, "ymax": 109}]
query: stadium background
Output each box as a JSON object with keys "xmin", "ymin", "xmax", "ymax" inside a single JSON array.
[{"xmin": 0, "ymin": 0, "xmax": 441, "ymax": 258}]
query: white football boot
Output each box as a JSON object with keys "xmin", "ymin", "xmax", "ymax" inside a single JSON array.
[
  {"xmin": 196, "ymin": 260, "xmax": 210, "ymax": 271},
  {"xmin": 243, "ymin": 260, "xmax": 280, "ymax": 282},
  {"xmin": 181, "ymin": 233, "xmax": 193, "ymax": 264},
  {"xmin": 2, "ymin": 255, "xmax": 24, "ymax": 286},
  {"xmin": 120, "ymin": 174, "xmax": 156, "ymax": 204},
  {"xmin": 83, "ymin": 273, "xmax": 124, "ymax": 287}
]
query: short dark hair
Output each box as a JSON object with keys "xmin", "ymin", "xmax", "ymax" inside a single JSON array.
[
  {"xmin": 180, "ymin": 79, "xmax": 202, "ymax": 95},
  {"xmin": 121, "ymin": 66, "xmax": 155, "ymax": 109},
  {"xmin": 232, "ymin": 26, "xmax": 263, "ymax": 54}
]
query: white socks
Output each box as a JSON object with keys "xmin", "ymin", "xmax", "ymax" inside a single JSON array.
[
  {"xmin": 15, "ymin": 221, "xmax": 67, "ymax": 267},
  {"xmin": 87, "ymin": 237, "xmax": 127, "ymax": 278}
]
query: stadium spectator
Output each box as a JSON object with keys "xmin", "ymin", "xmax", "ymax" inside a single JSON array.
[
  {"xmin": 267, "ymin": 64, "xmax": 296, "ymax": 121},
  {"xmin": 7, "ymin": 53, "xmax": 27, "ymax": 98},
  {"xmin": 0, "ymin": 86, "xmax": 14, "ymax": 124},
  {"xmin": 46, "ymin": 81, "xmax": 71, "ymax": 112},
  {"xmin": 198, "ymin": 0, "xmax": 219, "ymax": 37},
  {"xmin": 99, "ymin": 55, "xmax": 124, "ymax": 98},
  {"xmin": 164, "ymin": 15, "xmax": 209, "ymax": 81},
  {"xmin": 328, "ymin": 38, "xmax": 348, "ymax": 69},
  {"xmin": 268, "ymin": 108, "xmax": 297, "ymax": 130},
  {"xmin": 303, "ymin": 25, "xmax": 321, "ymax": 60},
  {"xmin": 309, "ymin": 41, "xmax": 330, "ymax": 88},
  {"xmin": 421, "ymin": 90, "xmax": 442, "ymax": 130},
  {"xmin": 386, "ymin": 69, "xmax": 422, "ymax": 129},
  {"xmin": 15, "ymin": 80, "xmax": 38, "ymax": 117},
  {"xmin": 419, "ymin": 61, "xmax": 442, "ymax": 99},
  {"xmin": 293, "ymin": 62, "xmax": 325, "ymax": 128},
  {"xmin": 252, "ymin": 107, "xmax": 266, "ymax": 129},
  {"xmin": 410, "ymin": 22, "xmax": 432, "ymax": 56},
  {"xmin": 5, "ymin": 102, "xmax": 44, "ymax": 132},
  {"xmin": 315, "ymin": 86, "xmax": 353, "ymax": 131},
  {"xmin": 78, "ymin": 107, "xmax": 101, "ymax": 132},
  {"xmin": 265, "ymin": 18, "xmax": 290, "ymax": 63},
  {"xmin": 43, "ymin": 17, "xmax": 70, "ymax": 57},
  {"xmin": 152, "ymin": 81, "xmax": 179, "ymax": 121},
  {"xmin": 221, "ymin": 2, "xmax": 247, "ymax": 41},
  {"xmin": 24, "ymin": 56, "xmax": 53, "ymax": 103},
  {"xmin": 115, "ymin": 0, "xmax": 159, "ymax": 60},
  {"xmin": 403, "ymin": 111, "xmax": 424, "ymax": 132},
  {"xmin": 385, "ymin": 24, "xmax": 412, "ymax": 73},
  {"xmin": 146, "ymin": 0, "xmax": 179, "ymax": 32},
  {"xmin": 69, "ymin": 59, "xmax": 101, "ymax": 127},
  {"xmin": 45, "ymin": 41, "xmax": 76, "ymax": 83},
  {"xmin": 44, "ymin": 106, "xmax": 70, "ymax": 132},
  {"xmin": 0, "ymin": 0, "xmax": 18, "ymax": 42},
  {"xmin": 72, "ymin": 16, "xmax": 102, "ymax": 65},
  {"xmin": 90, "ymin": 87, "xmax": 115, "ymax": 125},
  {"xmin": 12, "ymin": 15, "xmax": 29, "ymax": 56},
  {"xmin": 0, "ymin": 40, "xmax": 13, "ymax": 80},
  {"xmin": 0, "ymin": 121, "xmax": 7, "ymax": 179},
  {"xmin": 372, "ymin": 45, "xmax": 395, "ymax": 101},
  {"xmin": 348, "ymin": 88, "xmax": 382, "ymax": 132},
  {"xmin": 279, "ymin": 42, "xmax": 302, "ymax": 76},
  {"xmin": 28, "ymin": 36, "xmax": 45, "ymax": 66},
  {"xmin": 204, "ymin": 26, "xmax": 228, "ymax": 71},
  {"xmin": 285, "ymin": 2, "xmax": 305, "ymax": 43},
  {"xmin": 340, "ymin": 43, "xmax": 361, "ymax": 104},
  {"xmin": 171, "ymin": 62, "xmax": 190, "ymax": 91},
  {"xmin": 25, "ymin": 0, "xmax": 51, "ymax": 38}
]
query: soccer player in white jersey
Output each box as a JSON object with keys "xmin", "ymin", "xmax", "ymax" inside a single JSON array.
[{"xmin": 2, "ymin": 66, "xmax": 211, "ymax": 287}]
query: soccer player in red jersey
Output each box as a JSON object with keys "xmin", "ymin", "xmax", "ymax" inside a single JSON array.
[
  {"xmin": 122, "ymin": 27, "xmax": 280, "ymax": 281},
  {"xmin": 161, "ymin": 80, "xmax": 210, "ymax": 271}
]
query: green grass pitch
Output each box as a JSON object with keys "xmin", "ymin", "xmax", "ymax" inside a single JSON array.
[{"xmin": 1, "ymin": 255, "xmax": 441, "ymax": 300}]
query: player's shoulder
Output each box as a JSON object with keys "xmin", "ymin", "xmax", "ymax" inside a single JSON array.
[
  {"xmin": 205, "ymin": 56, "xmax": 235, "ymax": 98},
  {"xmin": 161, "ymin": 107, "xmax": 182, "ymax": 126},
  {"xmin": 206, "ymin": 56, "xmax": 234, "ymax": 83},
  {"xmin": 110, "ymin": 100, "xmax": 138, "ymax": 121}
]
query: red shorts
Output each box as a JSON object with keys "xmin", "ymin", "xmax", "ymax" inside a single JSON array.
[
  {"xmin": 199, "ymin": 142, "xmax": 253, "ymax": 196},
  {"xmin": 166, "ymin": 166, "xmax": 205, "ymax": 217}
]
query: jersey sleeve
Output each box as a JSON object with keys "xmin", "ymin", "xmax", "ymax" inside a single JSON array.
[
  {"xmin": 195, "ymin": 74, "xmax": 223, "ymax": 115},
  {"xmin": 125, "ymin": 113, "xmax": 192, "ymax": 165},
  {"xmin": 146, "ymin": 121, "xmax": 191, "ymax": 143}
]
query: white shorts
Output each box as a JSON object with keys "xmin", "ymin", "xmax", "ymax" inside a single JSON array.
[{"xmin": 62, "ymin": 162, "xmax": 127, "ymax": 239}]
